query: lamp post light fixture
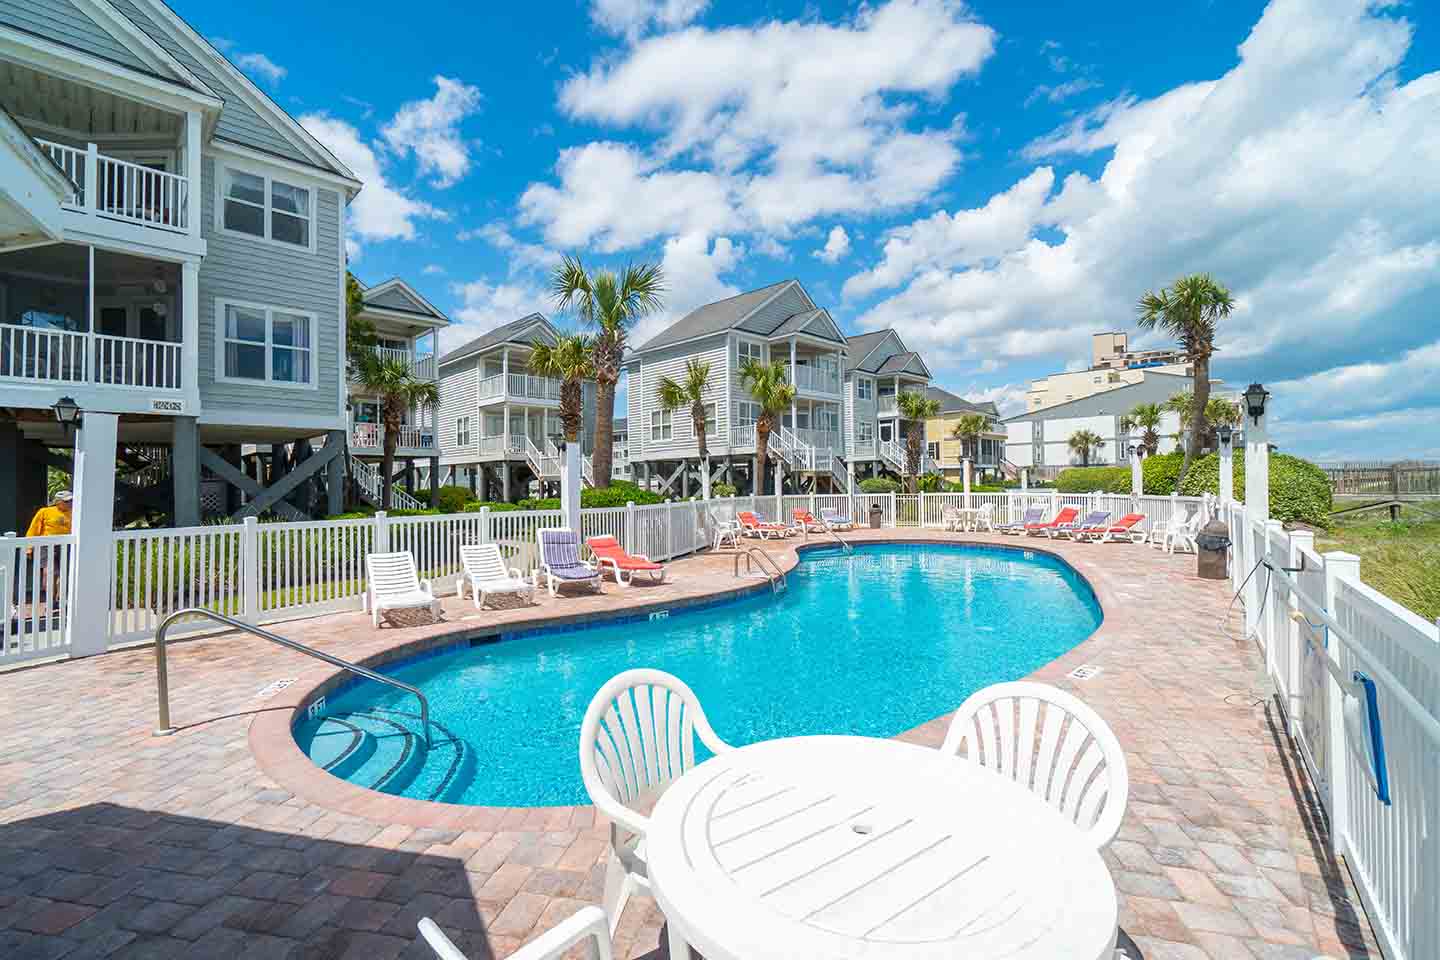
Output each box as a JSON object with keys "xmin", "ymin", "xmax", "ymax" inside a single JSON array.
[
  {"xmin": 51, "ymin": 395, "xmax": 82, "ymax": 435},
  {"xmin": 1243, "ymin": 382, "xmax": 1270, "ymax": 425},
  {"xmin": 1217, "ymin": 424, "xmax": 1234, "ymax": 449}
]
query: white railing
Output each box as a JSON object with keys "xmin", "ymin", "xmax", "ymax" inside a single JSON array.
[
  {"xmin": 526, "ymin": 437, "xmax": 559, "ymax": 478},
  {"xmin": 35, "ymin": 138, "xmax": 85, "ymax": 204},
  {"xmin": 878, "ymin": 399, "xmax": 899, "ymax": 419},
  {"xmin": 92, "ymin": 333, "xmax": 183, "ymax": 389},
  {"xmin": 413, "ymin": 355, "xmax": 437, "ymax": 380},
  {"xmin": 1228, "ymin": 499, "xmax": 1439, "ymax": 960},
  {"xmin": 789, "ymin": 364, "xmax": 841, "ymax": 394},
  {"xmin": 477, "ymin": 374, "xmax": 505, "ymax": 400},
  {"xmin": 0, "ymin": 533, "xmax": 74, "ymax": 666},
  {"xmin": 349, "ymin": 423, "xmax": 434, "ymax": 451},
  {"xmin": 794, "ymin": 428, "xmax": 842, "ymax": 452},
  {"xmin": 476, "ymin": 435, "xmax": 526, "ymax": 457},
  {"xmin": 477, "ymin": 372, "xmax": 563, "ymax": 402},
  {"xmin": 367, "ymin": 346, "xmax": 437, "ymax": 380},
  {"xmin": 730, "ymin": 424, "xmax": 756, "ymax": 449},
  {"xmin": 878, "ymin": 438, "xmax": 905, "ymax": 471},
  {"xmin": 0, "ymin": 325, "xmax": 88, "ymax": 384},
  {"xmin": 347, "ymin": 454, "xmax": 425, "ymax": 512}
]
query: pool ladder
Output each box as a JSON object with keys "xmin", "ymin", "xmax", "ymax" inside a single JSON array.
[
  {"xmin": 150, "ymin": 607, "xmax": 432, "ymax": 747},
  {"xmin": 734, "ymin": 547, "xmax": 787, "ymax": 594}
]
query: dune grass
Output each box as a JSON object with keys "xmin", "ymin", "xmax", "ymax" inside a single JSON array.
[{"xmin": 1315, "ymin": 503, "xmax": 1440, "ymax": 621}]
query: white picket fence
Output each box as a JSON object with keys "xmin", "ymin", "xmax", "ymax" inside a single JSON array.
[
  {"xmin": 0, "ymin": 533, "xmax": 74, "ymax": 666},
  {"xmin": 1227, "ymin": 500, "xmax": 1440, "ymax": 960}
]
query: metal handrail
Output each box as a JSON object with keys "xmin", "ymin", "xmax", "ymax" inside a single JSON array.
[
  {"xmin": 152, "ymin": 607, "xmax": 431, "ymax": 747},
  {"xmin": 821, "ymin": 523, "xmax": 854, "ymax": 553},
  {"xmin": 732, "ymin": 547, "xmax": 787, "ymax": 593}
]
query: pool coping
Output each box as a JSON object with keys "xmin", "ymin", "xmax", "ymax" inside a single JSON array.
[{"xmin": 248, "ymin": 532, "xmax": 1131, "ymax": 830}]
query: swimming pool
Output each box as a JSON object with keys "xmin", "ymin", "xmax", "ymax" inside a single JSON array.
[{"xmin": 292, "ymin": 542, "xmax": 1102, "ymax": 807}]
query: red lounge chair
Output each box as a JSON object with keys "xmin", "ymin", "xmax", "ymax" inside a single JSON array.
[
  {"xmin": 792, "ymin": 508, "xmax": 827, "ymax": 534},
  {"xmin": 585, "ymin": 536, "xmax": 665, "ymax": 586},
  {"xmin": 737, "ymin": 511, "xmax": 792, "ymax": 539},
  {"xmin": 1078, "ymin": 513, "xmax": 1147, "ymax": 543},
  {"xmin": 1025, "ymin": 506, "xmax": 1078, "ymax": 536}
]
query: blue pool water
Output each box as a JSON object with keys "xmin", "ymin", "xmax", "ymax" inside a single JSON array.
[{"xmin": 293, "ymin": 543, "xmax": 1102, "ymax": 806}]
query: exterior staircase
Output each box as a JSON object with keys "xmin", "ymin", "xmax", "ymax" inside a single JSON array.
[
  {"xmin": 349, "ymin": 454, "xmax": 425, "ymax": 512},
  {"xmin": 878, "ymin": 438, "xmax": 905, "ymax": 473}
]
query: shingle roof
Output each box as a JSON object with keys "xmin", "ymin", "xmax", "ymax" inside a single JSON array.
[
  {"xmin": 926, "ymin": 386, "xmax": 999, "ymax": 417},
  {"xmin": 875, "ymin": 352, "xmax": 926, "ymax": 376},
  {"xmin": 438, "ymin": 314, "xmax": 554, "ymax": 366},
  {"xmin": 771, "ymin": 308, "xmax": 823, "ymax": 337},
  {"xmin": 635, "ymin": 280, "xmax": 793, "ymax": 352},
  {"xmin": 843, "ymin": 330, "xmax": 894, "ymax": 373}
]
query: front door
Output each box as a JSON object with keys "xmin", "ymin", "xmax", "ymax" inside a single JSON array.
[{"xmin": 879, "ymin": 421, "xmax": 894, "ymax": 443}]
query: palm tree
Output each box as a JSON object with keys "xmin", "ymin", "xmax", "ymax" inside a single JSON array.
[
  {"xmin": 949, "ymin": 412, "xmax": 992, "ymax": 462},
  {"xmin": 739, "ymin": 359, "xmax": 796, "ymax": 496},
  {"xmin": 1119, "ymin": 402, "xmax": 1164, "ymax": 456},
  {"xmin": 658, "ymin": 359, "xmax": 715, "ymax": 499},
  {"xmin": 550, "ymin": 256, "xmax": 664, "ymax": 488},
  {"xmin": 529, "ymin": 333, "xmax": 594, "ymax": 444},
  {"xmin": 896, "ymin": 390, "xmax": 941, "ymax": 493},
  {"xmin": 1204, "ymin": 396, "xmax": 1242, "ymax": 449},
  {"xmin": 350, "ymin": 354, "xmax": 440, "ymax": 509},
  {"xmin": 1068, "ymin": 428, "xmax": 1103, "ymax": 467},
  {"xmin": 1137, "ymin": 273, "xmax": 1234, "ymax": 486}
]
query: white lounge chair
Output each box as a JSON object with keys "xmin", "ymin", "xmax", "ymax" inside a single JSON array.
[
  {"xmin": 457, "ymin": 543, "xmax": 534, "ymax": 609},
  {"xmin": 939, "ymin": 681, "xmax": 1129, "ymax": 850},
  {"xmin": 580, "ymin": 669, "xmax": 732, "ymax": 935},
  {"xmin": 364, "ymin": 552, "xmax": 441, "ymax": 628},
  {"xmin": 419, "ymin": 905, "xmax": 612, "ymax": 960}
]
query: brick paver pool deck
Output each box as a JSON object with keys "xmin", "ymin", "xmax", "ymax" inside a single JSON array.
[{"xmin": 0, "ymin": 530, "xmax": 1381, "ymax": 959}]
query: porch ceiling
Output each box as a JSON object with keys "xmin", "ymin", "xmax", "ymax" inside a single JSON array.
[{"xmin": 1, "ymin": 61, "xmax": 183, "ymax": 139}]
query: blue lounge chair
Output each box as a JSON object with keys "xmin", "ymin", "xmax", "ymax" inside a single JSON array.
[
  {"xmin": 1047, "ymin": 510, "xmax": 1110, "ymax": 539},
  {"xmin": 819, "ymin": 507, "xmax": 853, "ymax": 530},
  {"xmin": 536, "ymin": 528, "xmax": 603, "ymax": 597},
  {"xmin": 996, "ymin": 506, "xmax": 1044, "ymax": 535}
]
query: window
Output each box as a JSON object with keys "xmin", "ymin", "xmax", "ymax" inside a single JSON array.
[
  {"xmin": 857, "ymin": 420, "xmax": 874, "ymax": 441},
  {"xmin": 738, "ymin": 340, "xmax": 764, "ymax": 366},
  {"xmin": 650, "ymin": 409, "xmax": 672, "ymax": 441},
  {"xmin": 736, "ymin": 401, "xmax": 759, "ymax": 426},
  {"xmin": 927, "ymin": 442, "xmax": 940, "ymax": 460},
  {"xmin": 220, "ymin": 166, "xmax": 314, "ymax": 249},
  {"xmin": 456, "ymin": 416, "xmax": 472, "ymax": 446},
  {"xmin": 857, "ymin": 378, "xmax": 873, "ymax": 400},
  {"xmin": 216, "ymin": 300, "xmax": 315, "ymax": 386},
  {"xmin": 702, "ymin": 402, "xmax": 717, "ymax": 438}
]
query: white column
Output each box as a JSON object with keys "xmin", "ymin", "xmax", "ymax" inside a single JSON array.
[
  {"xmin": 963, "ymin": 458, "xmax": 972, "ymax": 508},
  {"xmin": 561, "ymin": 441, "xmax": 581, "ymax": 529},
  {"xmin": 185, "ymin": 109, "xmax": 202, "ymax": 237},
  {"xmin": 66, "ymin": 412, "xmax": 118, "ymax": 657},
  {"xmin": 1130, "ymin": 444, "xmax": 1143, "ymax": 497},
  {"xmin": 789, "ymin": 337, "xmax": 798, "ymax": 434},
  {"xmin": 502, "ymin": 402, "xmax": 510, "ymax": 454},
  {"xmin": 1244, "ymin": 407, "xmax": 1270, "ymax": 524},
  {"xmin": 1219, "ymin": 432, "xmax": 1235, "ymax": 504},
  {"xmin": 181, "ymin": 259, "xmax": 200, "ymax": 413},
  {"xmin": 1021, "ymin": 468, "xmax": 1028, "ymax": 491}
]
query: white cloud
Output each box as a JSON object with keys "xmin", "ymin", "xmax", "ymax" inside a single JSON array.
[
  {"xmin": 382, "ymin": 76, "xmax": 484, "ymax": 188},
  {"xmin": 299, "ymin": 114, "xmax": 445, "ymax": 248},
  {"xmin": 233, "ymin": 52, "xmax": 286, "ymax": 86},
  {"xmin": 475, "ymin": 223, "xmax": 564, "ymax": 276},
  {"xmin": 1025, "ymin": 77, "xmax": 1100, "ymax": 108},
  {"xmin": 524, "ymin": 0, "xmax": 995, "ymax": 250},
  {"xmin": 849, "ymin": 0, "xmax": 1440, "ymax": 393},
  {"xmin": 629, "ymin": 232, "xmax": 743, "ymax": 348},
  {"xmin": 444, "ymin": 279, "xmax": 553, "ymax": 351},
  {"xmin": 591, "ymin": 0, "xmax": 708, "ymax": 39},
  {"xmin": 814, "ymin": 226, "xmax": 851, "ymax": 264},
  {"xmin": 1271, "ymin": 339, "xmax": 1440, "ymax": 421},
  {"xmin": 422, "ymin": 264, "xmax": 445, "ymax": 275}
]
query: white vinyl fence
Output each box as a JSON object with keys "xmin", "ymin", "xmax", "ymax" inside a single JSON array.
[
  {"xmin": 1228, "ymin": 500, "xmax": 1439, "ymax": 960},
  {"xmin": 0, "ymin": 533, "xmax": 74, "ymax": 665}
]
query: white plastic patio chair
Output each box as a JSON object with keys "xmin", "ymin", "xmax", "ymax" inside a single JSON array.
[
  {"xmin": 457, "ymin": 543, "xmax": 534, "ymax": 609},
  {"xmin": 364, "ymin": 552, "xmax": 441, "ymax": 628},
  {"xmin": 939, "ymin": 680, "xmax": 1129, "ymax": 851},
  {"xmin": 419, "ymin": 905, "xmax": 612, "ymax": 960},
  {"xmin": 1145, "ymin": 511, "xmax": 1186, "ymax": 548},
  {"xmin": 1164, "ymin": 510, "xmax": 1203, "ymax": 554},
  {"xmin": 973, "ymin": 502, "xmax": 996, "ymax": 532},
  {"xmin": 579, "ymin": 669, "xmax": 732, "ymax": 935},
  {"xmin": 712, "ymin": 517, "xmax": 742, "ymax": 551},
  {"xmin": 941, "ymin": 505, "xmax": 962, "ymax": 531}
]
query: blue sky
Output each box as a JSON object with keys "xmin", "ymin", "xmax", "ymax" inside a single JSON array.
[{"xmin": 182, "ymin": 0, "xmax": 1440, "ymax": 461}]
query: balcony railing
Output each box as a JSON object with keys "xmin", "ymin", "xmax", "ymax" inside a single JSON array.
[
  {"xmin": 477, "ymin": 372, "xmax": 562, "ymax": 402},
  {"xmin": 350, "ymin": 423, "xmax": 435, "ymax": 450},
  {"xmin": 788, "ymin": 364, "xmax": 841, "ymax": 394},
  {"xmin": 0, "ymin": 324, "xmax": 183, "ymax": 390},
  {"xmin": 367, "ymin": 346, "xmax": 437, "ymax": 380},
  {"xmin": 878, "ymin": 398, "xmax": 898, "ymax": 418},
  {"xmin": 476, "ymin": 436, "xmax": 527, "ymax": 457},
  {"xmin": 794, "ymin": 428, "xmax": 842, "ymax": 451},
  {"xmin": 36, "ymin": 139, "xmax": 189, "ymax": 234}
]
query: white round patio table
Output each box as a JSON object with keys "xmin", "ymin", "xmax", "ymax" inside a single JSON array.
[{"xmin": 646, "ymin": 735, "xmax": 1118, "ymax": 960}]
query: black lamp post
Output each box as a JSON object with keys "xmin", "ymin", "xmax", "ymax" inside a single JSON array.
[
  {"xmin": 1243, "ymin": 382, "xmax": 1270, "ymax": 425},
  {"xmin": 1217, "ymin": 424, "xmax": 1234, "ymax": 449},
  {"xmin": 51, "ymin": 396, "xmax": 82, "ymax": 435}
]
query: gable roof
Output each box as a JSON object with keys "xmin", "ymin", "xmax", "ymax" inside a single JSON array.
[
  {"xmin": 925, "ymin": 386, "xmax": 999, "ymax": 418},
  {"xmin": 635, "ymin": 279, "xmax": 846, "ymax": 354},
  {"xmin": 360, "ymin": 278, "xmax": 448, "ymax": 323},
  {"xmin": 637, "ymin": 280, "xmax": 793, "ymax": 352},
  {"xmin": 844, "ymin": 329, "xmax": 902, "ymax": 374},
  {"xmin": 439, "ymin": 314, "xmax": 558, "ymax": 366},
  {"xmin": 1003, "ymin": 370, "xmax": 1198, "ymax": 423}
]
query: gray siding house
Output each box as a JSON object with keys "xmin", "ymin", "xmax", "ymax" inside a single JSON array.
[
  {"xmin": 842, "ymin": 329, "xmax": 934, "ymax": 481},
  {"xmin": 0, "ymin": 0, "xmax": 361, "ymax": 527}
]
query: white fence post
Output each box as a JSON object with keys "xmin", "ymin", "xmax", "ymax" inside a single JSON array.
[
  {"xmin": 373, "ymin": 510, "xmax": 390, "ymax": 554},
  {"xmin": 241, "ymin": 516, "xmax": 259, "ymax": 624},
  {"xmin": 479, "ymin": 506, "xmax": 491, "ymax": 544},
  {"xmin": 888, "ymin": 492, "xmax": 896, "ymax": 528},
  {"xmin": 0, "ymin": 533, "xmax": 12, "ymax": 643},
  {"xmin": 625, "ymin": 501, "xmax": 636, "ymax": 553},
  {"xmin": 919, "ymin": 490, "xmax": 926, "ymax": 527},
  {"xmin": 665, "ymin": 499, "xmax": 674, "ymax": 561},
  {"xmin": 1050, "ymin": 489, "xmax": 1059, "ymax": 518},
  {"xmin": 1285, "ymin": 526, "xmax": 1315, "ymax": 732},
  {"xmin": 1322, "ymin": 550, "xmax": 1361, "ymax": 858}
]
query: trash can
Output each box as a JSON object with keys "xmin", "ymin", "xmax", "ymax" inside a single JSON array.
[
  {"xmin": 869, "ymin": 504, "xmax": 883, "ymax": 529},
  {"xmin": 1196, "ymin": 518, "xmax": 1231, "ymax": 580}
]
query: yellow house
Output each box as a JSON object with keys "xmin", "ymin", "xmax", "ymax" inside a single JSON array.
[{"xmin": 923, "ymin": 387, "xmax": 1008, "ymax": 482}]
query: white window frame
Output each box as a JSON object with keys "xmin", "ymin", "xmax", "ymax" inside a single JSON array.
[
  {"xmin": 857, "ymin": 378, "xmax": 873, "ymax": 400},
  {"xmin": 736, "ymin": 401, "xmax": 760, "ymax": 426},
  {"xmin": 702, "ymin": 401, "xmax": 717, "ymax": 438},
  {"xmin": 650, "ymin": 408, "xmax": 673, "ymax": 442},
  {"xmin": 214, "ymin": 297, "xmax": 318, "ymax": 390},
  {"xmin": 926, "ymin": 441, "xmax": 940, "ymax": 460},
  {"xmin": 857, "ymin": 420, "xmax": 874, "ymax": 442},
  {"xmin": 737, "ymin": 339, "xmax": 764, "ymax": 367},
  {"xmin": 456, "ymin": 416, "xmax": 472, "ymax": 447},
  {"xmin": 215, "ymin": 162, "xmax": 319, "ymax": 253}
]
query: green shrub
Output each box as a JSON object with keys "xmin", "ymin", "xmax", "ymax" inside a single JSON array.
[
  {"xmin": 580, "ymin": 480, "xmax": 665, "ymax": 507},
  {"xmin": 1179, "ymin": 452, "xmax": 1332, "ymax": 526},
  {"xmin": 1142, "ymin": 451, "xmax": 1184, "ymax": 495},
  {"xmin": 1055, "ymin": 466, "xmax": 1130, "ymax": 493},
  {"xmin": 916, "ymin": 472, "xmax": 944, "ymax": 492},
  {"xmin": 431, "ymin": 485, "xmax": 471, "ymax": 514},
  {"xmin": 713, "ymin": 482, "xmax": 738, "ymax": 498},
  {"xmin": 859, "ymin": 477, "xmax": 901, "ymax": 494}
]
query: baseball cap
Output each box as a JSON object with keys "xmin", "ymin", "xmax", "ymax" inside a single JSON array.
[{"xmin": 53, "ymin": 491, "xmax": 73, "ymax": 502}]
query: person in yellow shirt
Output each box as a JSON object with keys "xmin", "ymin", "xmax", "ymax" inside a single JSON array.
[{"xmin": 24, "ymin": 490, "xmax": 72, "ymax": 613}]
